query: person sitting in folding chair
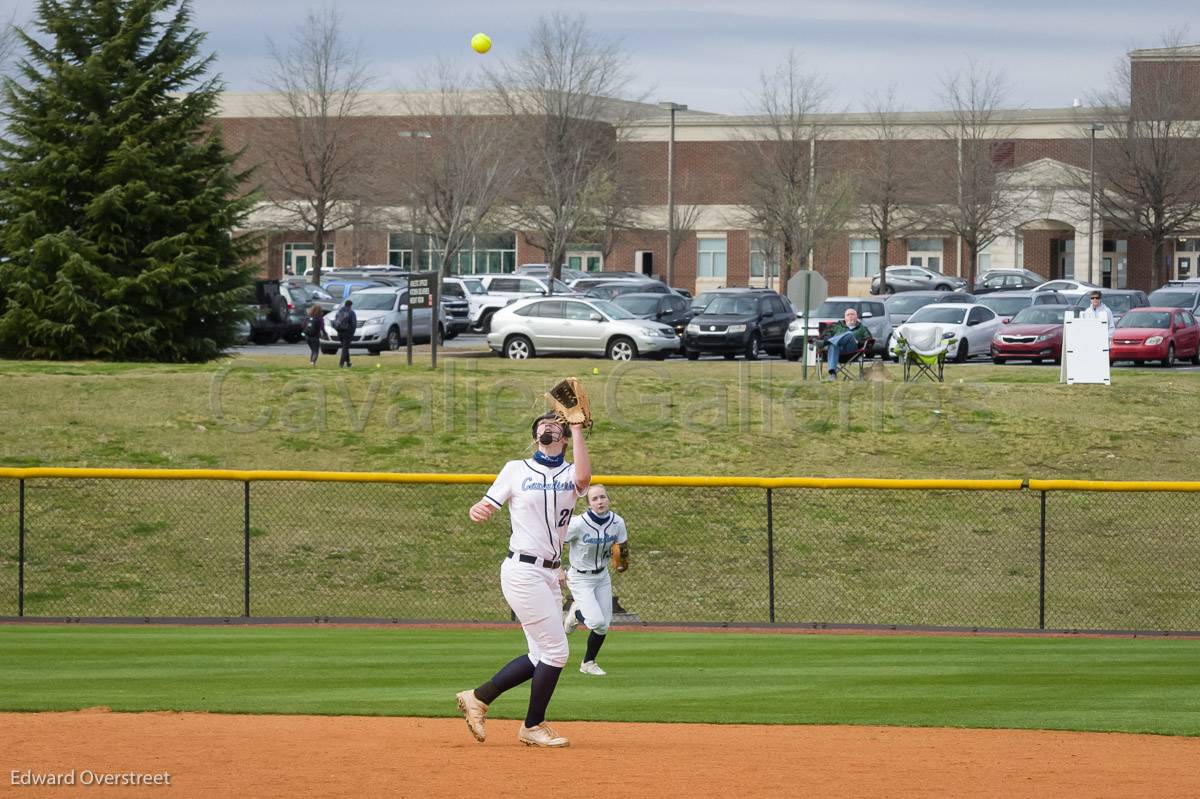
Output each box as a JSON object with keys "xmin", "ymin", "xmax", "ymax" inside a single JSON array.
[{"xmin": 820, "ymin": 308, "xmax": 872, "ymax": 380}]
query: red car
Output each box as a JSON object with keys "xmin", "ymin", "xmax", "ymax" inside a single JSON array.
[
  {"xmin": 990, "ymin": 304, "xmax": 1071, "ymax": 364},
  {"xmin": 1109, "ymin": 307, "xmax": 1200, "ymax": 367}
]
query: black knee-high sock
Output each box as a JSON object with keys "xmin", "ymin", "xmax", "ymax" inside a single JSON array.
[
  {"xmin": 583, "ymin": 630, "xmax": 606, "ymax": 663},
  {"xmin": 523, "ymin": 662, "xmax": 563, "ymax": 728},
  {"xmin": 474, "ymin": 654, "xmax": 535, "ymax": 705}
]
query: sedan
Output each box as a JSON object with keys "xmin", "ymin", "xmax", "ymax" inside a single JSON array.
[
  {"xmin": 583, "ymin": 282, "xmax": 673, "ymax": 301},
  {"xmin": 612, "ymin": 292, "xmax": 696, "ymax": 341},
  {"xmin": 870, "ymin": 266, "xmax": 969, "ymax": 294},
  {"xmin": 1147, "ymin": 286, "xmax": 1200, "ymax": 313},
  {"xmin": 899, "ymin": 303, "xmax": 1003, "ymax": 362},
  {"xmin": 973, "ymin": 269, "xmax": 1045, "ymax": 294},
  {"xmin": 990, "ymin": 305, "xmax": 1072, "ymax": 364},
  {"xmin": 1109, "ymin": 308, "xmax": 1200, "ymax": 367},
  {"xmin": 1033, "ymin": 279, "xmax": 1099, "ymax": 299},
  {"xmin": 885, "ymin": 291, "xmax": 978, "ymax": 326},
  {"xmin": 976, "ymin": 290, "xmax": 1068, "ymax": 322},
  {"xmin": 487, "ymin": 296, "xmax": 681, "ymax": 361}
]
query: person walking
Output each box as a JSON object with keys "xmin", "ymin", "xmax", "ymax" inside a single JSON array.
[
  {"xmin": 456, "ymin": 412, "xmax": 591, "ymax": 748},
  {"xmin": 305, "ymin": 304, "xmax": 325, "ymax": 366},
  {"xmin": 334, "ymin": 300, "xmax": 356, "ymax": 368}
]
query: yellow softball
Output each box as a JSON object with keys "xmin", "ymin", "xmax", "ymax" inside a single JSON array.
[{"xmin": 471, "ymin": 33, "xmax": 491, "ymax": 54}]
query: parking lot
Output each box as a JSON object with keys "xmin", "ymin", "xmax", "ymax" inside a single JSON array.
[{"xmin": 232, "ymin": 332, "xmax": 1200, "ymax": 371}]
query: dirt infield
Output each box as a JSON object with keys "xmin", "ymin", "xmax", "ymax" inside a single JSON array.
[{"xmin": 4, "ymin": 711, "xmax": 1200, "ymax": 798}]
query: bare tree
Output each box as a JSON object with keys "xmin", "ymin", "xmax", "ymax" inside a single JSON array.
[
  {"xmin": 855, "ymin": 87, "xmax": 930, "ymax": 293},
  {"xmin": 739, "ymin": 52, "xmax": 855, "ymax": 289},
  {"xmin": 1083, "ymin": 31, "xmax": 1200, "ymax": 287},
  {"xmin": 402, "ymin": 60, "xmax": 518, "ymax": 279},
  {"xmin": 488, "ymin": 12, "xmax": 636, "ymax": 287},
  {"xmin": 934, "ymin": 60, "xmax": 1028, "ymax": 286},
  {"xmin": 256, "ymin": 6, "xmax": 375, "ymax": 284}
]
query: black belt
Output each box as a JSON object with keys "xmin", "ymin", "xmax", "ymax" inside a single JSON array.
[
  {"xmin": 574, "ymin": 566, "xmax": 605, "ymax": 575},
  {"xmin": 507, "ymin": 550, "xmax": 560, "ymax": 569}
]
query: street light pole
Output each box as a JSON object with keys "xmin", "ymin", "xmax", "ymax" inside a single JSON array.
[
  {"xmin": 658, "ymin": 102, "xmax": 687, "ymax": 287},
  {"xmin": 1087, "ymin": 123, "xmax": 1104, "ymax": 285}
]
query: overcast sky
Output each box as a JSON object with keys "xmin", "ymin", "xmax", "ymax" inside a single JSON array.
[{"xmin": 6, "ymin": 0, "xmax": 1198, "ymax": 113}]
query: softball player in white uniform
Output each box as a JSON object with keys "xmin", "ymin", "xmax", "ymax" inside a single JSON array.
[
  {"xmin": 563, "ymin": 484, "xmax": 627, "ymax": 676},
  {"xmin": 456, "ymin": 413, "xmax": 590, "ymax": 749}
]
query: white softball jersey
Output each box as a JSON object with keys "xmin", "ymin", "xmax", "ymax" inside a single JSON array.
[
  {"xmin": 484, "ymin": 458, "xmax": 586, "ymax": 563},
  {"xmin": 564, "ymin": 511, "xmax": 628, "ymax": 573},
  {"xmin": 485, "ymin": 457, "xmax": 586, "ymax": 668}
]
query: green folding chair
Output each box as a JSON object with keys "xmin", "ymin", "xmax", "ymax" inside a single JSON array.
[{"xmin": 893, "ymin": 324, "xmax": 957, "ymax": 382}]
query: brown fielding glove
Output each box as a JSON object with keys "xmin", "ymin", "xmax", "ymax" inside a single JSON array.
[
  {"xmin": 611, "ymin": 542, "xmax": 629, "ymax": 573},
  {"xmin": 545, "ymin": 377, "xmax": 592, "ymax": 428}
]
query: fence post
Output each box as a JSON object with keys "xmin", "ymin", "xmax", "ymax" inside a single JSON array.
[
  {"xmin": 243, "ymin": 481, "xmax": 251, "ymax": 618},
  {"xmin": 1039, "ymin": 490, "xmax": 1047, "ymax": 630},
  {"xmin": 18, "ymin": 479, "xmax": 25, "ymax": 618},
  {"xmin": 767, "ymin": 488, "xmax": 775, "ymax": 624}
]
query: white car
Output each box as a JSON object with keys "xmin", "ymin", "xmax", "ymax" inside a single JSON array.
[
  {"xmin": 1034, "ymin": 279, "xmax": 1099, "ymax": 299},
  {"xmin": 897, "ymin": 302, "xmax": 1003, "ymax": 362},
  {"xmin": 321, "ymin": 287, "xmax": 440, "ymax": 354},
  {"xmin": 467, "ymin": 273, "xmax": 578, "ymax": 333},
  {"xmin": 487, "ymin": 296, "xmax": 681, "ymax": 360}
]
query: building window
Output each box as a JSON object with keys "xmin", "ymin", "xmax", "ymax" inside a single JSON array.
[
  {"xmin": 388, "ymin": 232, "xmax": 516, "ymax": 274},
  {"xmin": 906, "ymin": 238, "xmax": 942, "ymax": 271},
  {"xmin": 283, "ymin": 243, "xmax": 334, "ymax": 275},
  {"xmin": 849, "ymin": 238, "xmax": 880, "ymax": 278},
  {"xmin": 697, "ymin": 237, "xmax": 727, "ymax": 278},
  {"xmin": 750, "ymin": 239, "xmax": 780, "ymax": 279},
  {"xmin": 567, "ymin": 250, "xmax": 603, "ymax": 272}
]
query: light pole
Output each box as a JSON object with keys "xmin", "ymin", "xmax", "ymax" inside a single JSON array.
[
  {"xmin": 658, "ymin": 101, "xmax": 687, "ymax": 287},
  {"xmin": 398, "ymin": 131, "xmax": 432, "ymax": 270},
  {"xmin": 1087, "ymin": 123, "xmax": 1104, "ymax": 285}
]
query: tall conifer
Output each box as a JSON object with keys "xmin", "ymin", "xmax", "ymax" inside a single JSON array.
[{"xmin": 0, "ymin": 0, "xmax": 256, "ymax": 361}]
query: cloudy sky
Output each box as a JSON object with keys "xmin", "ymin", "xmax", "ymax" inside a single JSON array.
[{"xmin": 7, "ymin": 0, "xmax": 1198, "ymax": 113}]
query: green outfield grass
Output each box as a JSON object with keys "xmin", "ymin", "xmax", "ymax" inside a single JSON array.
[
  {"xmin": 1, "ymin": 625, "xmax": 1197, "ymax": 736},
  {"xmin": 1, "ymin": 355, "xmax": 1198, "ymax": 480}
]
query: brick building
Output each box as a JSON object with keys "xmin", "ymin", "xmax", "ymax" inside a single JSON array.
[{"xmin": 217, "ymin": 45, "xmax": 1200, "ymax": 296}]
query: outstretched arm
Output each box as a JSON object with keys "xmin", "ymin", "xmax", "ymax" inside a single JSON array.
[{"xmin": 571, "ymin": 423, "xmax": 591, "ymax": 493}]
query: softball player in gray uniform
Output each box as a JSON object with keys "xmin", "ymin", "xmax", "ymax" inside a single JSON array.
[
  {"xmin": 563, "ymin": 484, "xmax": 627, "ymax": 676},
  {"xmin": 456, "ymin": 412, "xmax": 590, "ymax": 749}
]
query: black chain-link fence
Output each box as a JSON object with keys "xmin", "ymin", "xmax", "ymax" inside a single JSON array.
[{"xmin": 3, "ymin": 473, "xmax": 1199, "ymax": 631}]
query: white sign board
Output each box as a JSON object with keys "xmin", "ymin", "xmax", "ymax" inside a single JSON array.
[{"xmin": 1060, "ymin": 313, "xmax": 1111, "ymax": 385}]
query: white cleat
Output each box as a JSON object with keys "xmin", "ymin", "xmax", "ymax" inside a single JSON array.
[
  {"xmin": 579, "ymin": 660, "xmax": 606, "ymax": 676},
  {"xmin": 563, "ymin": 601, "xmax": 580, "ymax": 634},
  {"xmin": 518, "ymin": 723, "xmax": 569, "ymax": 748},
  {"xmin": 456, "ymin": 690, "xmax": 488, "ymax": 742}
]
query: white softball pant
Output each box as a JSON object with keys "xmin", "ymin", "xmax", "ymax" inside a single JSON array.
[
  {"xmin": 500, "ymin": 557, "xmax": 569, "ymax": 668},
  {"xmin": 566, "ymin": 569, "xmax": 613, "ymax": 635}
]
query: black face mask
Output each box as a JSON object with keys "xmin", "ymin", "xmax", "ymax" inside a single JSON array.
[{"xmin": 538, "ymin": 431, "xmax": 557, "ymax": 446}]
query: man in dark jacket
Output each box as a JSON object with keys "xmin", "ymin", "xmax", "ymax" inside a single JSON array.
[
  {"xmin": 822, "ymin": 308, "xmax": 870, "ymax": 378},
  {"xmin": 334, "ymin": 300, "xmax": 356, "ymax": 368}
]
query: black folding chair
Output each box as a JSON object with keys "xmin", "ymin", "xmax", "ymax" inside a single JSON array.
[{"xmin": 813, "ymin": 322, "xmax": 875, "ymax": 381}]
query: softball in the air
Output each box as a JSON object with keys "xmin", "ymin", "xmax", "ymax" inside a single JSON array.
[
  {"xmin": 592, "ymin": 367, "xmax": 599, "ymax": 375},
  {"xmin": 471, "ymin": 33, "xmax": 491, "ymax": 54}
]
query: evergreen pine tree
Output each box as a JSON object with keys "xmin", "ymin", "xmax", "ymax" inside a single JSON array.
[{"xmin": 0, "ymin": 0, "xmax": 257, "ymax": 361}]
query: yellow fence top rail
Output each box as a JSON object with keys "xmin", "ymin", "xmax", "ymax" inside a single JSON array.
[{"xmin": 0, "ymin": 468, "xmax": 1187, "ymax": 491}]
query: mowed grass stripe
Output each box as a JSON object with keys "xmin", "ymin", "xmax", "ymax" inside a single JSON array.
[{"xmin": 1, "ymin": 626, "xmax": 1197, "ymax": 736}]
